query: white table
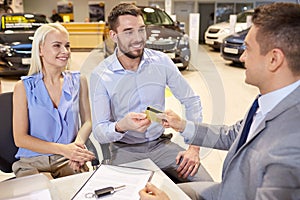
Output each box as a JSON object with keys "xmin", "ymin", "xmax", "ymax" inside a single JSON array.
[{"xmin": 50, "ymin": 158, "xmax": 191, "ymax": 200}]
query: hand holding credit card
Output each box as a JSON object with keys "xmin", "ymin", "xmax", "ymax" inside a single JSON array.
[{"xmin": 145, "ymin": 106, "xmax": 167, "ymax": 123}]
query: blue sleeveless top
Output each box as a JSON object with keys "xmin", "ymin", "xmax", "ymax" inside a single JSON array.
[{"xmin": 15, "ymin": 71, "xmax": 81, "ymax": 159}]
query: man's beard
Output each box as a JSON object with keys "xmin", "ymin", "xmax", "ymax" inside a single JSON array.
[
  {"xmin": 118, "ymin": 39, "xmax": 145, "ymax": 59},
  {"xmin": 122, "ymin": 49, "xmax": 143, "ymax": 59}
]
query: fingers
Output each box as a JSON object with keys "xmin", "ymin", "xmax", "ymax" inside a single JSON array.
[
  {"xmin": 76, "ymin": 148, "xmax": 95, "ymax": 162},
  {"xmin": 139, "ymin": 186, "xmax": 148, "ymax": 198},
  {"xmin": 130, "ymin": 112, "xmax": 147, "ymax": 120},
  {"xmin": 119, "ymin": 112, "xmax": 151, "ymax": 133},
  {"xmin": 139, "ymin": 183, "xmax": 161, "ymax": 200},
  {"xmin": 67, "ymin": 144, "xmax": 95, "ymax": 163},
  {"xmin": 69, "ymin": 160, "xmax": 80, "ymax": 171},
  {"xmin": 161, "ymin": 110, "xmax": 186, "ymax": 132},
  {"xmin": 145, "ymin": 182, "xmax": 160, "ymax": 194},
  {"xmin": 177, "ymin": 160, "xmax": 199, "ymax": 178},
  {"xmin": 176, "ymin": 151, "xmax": 184, "ymax": 165},
  {"xmin": 139, "ymin": 183, "xmax": 155, "ymax": 200},
  {"xmin": 190, "ymin": 162, "xmax": 200, "ymax": 177},
  {"xmin": 69, "ymin": 160, "xmax": 89, "ymax": 173},
  {"xmin": 180, "ymin": 162, "xmax": 200, "ymax": 178},
  {"xmin": 176, "ymin": 151, "xmax": 200, "ymax": 179},
  {"xmin": 139, "ymin": 183, "xmax": 170, "ymax": 200}
]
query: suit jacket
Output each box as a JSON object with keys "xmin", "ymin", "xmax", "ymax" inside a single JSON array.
[{"xmin": 190, "ymin": 85, "xmax": 300, "ymax": 200}]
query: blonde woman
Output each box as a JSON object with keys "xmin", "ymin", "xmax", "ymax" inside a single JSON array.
[{"xmin": 12, "ymin": 23, "xmax": 95, "ymax": 178}]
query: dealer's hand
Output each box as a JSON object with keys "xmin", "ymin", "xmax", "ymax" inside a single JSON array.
[
  {"xmin": 176, "ymin": 146, "xmax": 200, "ymax": 179},
  {"xmin": 139, "ymin": 182, "xmax": 170, "ymax": 200},
  {"xmin": 159, "ymin": 109, "xmax": 186, "ymax": 132}
]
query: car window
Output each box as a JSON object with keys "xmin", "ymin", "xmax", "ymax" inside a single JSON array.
[
  {"xmin": 142, "ymin": 7, "xmax": 174, "ymax": 25},
  {"xmin": 1, "ymin": 14, "xmax": 47, "ymax": 31},
  {"xmin": 236, "ymin": 11, "xmax": 253, "ymax": 23}
]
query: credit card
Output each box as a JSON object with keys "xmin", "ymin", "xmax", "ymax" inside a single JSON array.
[{"xmin": 145, "ymin": 106, "xmax": 163, "ymax": 123}]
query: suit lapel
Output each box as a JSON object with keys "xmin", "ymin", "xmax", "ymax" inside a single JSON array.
[
  {"xmin": 243, "ymin": 85, "xmax": 300, "ymax": 148},
  {"xmin": 223, "ymin": 85, "xmax": 300, "ymax": 176}
]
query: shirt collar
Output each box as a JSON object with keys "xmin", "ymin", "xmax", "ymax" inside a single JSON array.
[
  {"xmin": 258, "ymin": 80, "xmax": 300, "ymax": 115},
  {"xmin": 110, "ymin": 48, "xmax": 150, "ymax": 72}
]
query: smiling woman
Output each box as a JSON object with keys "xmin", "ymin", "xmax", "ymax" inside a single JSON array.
[{"xmin": 11, "ymin": 23, "xmax": 95, "ymax": 179}]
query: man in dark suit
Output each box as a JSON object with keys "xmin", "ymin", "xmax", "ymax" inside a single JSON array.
[{"xmin": 139, "ymin": 2, "xmax": 300, "ymax": 200}]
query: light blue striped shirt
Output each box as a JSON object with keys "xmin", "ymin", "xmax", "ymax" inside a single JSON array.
[{"xmin": 90, "ymin": 48, "xmax": 202, "ymax": 144}]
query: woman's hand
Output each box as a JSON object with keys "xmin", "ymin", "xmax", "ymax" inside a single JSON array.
[
  {"xmin": 68, "ymin": 160, "xmax": 90, "ymax": 172},
  {"xmin": 61, "ymin": 142, "xmax": 95, "ymax": 166}
]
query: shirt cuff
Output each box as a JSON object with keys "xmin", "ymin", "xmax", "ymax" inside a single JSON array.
[
  {"xmin": 109, "ymin": 122, "xmax": 125, "ymax": 141},
  {"xmin": 180, "ymin": 120, "xmax": 195, "ymax": 144}
]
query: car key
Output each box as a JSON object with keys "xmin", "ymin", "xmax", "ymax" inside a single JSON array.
[{"xmin": 94, "ymin": 185, "xmax": 126, "ymax": 198}]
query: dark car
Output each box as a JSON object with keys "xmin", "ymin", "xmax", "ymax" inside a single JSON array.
[
  {"xmin": 0, "ymin": 13, "xmax": 48, "ymax": 76},
  {"xmin": 220, "ymin": 28, "xmax": 249, "ymax": 65},
  {"xmin": 104, "ymin": 6, "xmax": 191, "ymax": 70}
]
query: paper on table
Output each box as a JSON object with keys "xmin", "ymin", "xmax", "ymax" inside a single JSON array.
[
  {"xmin": 5, "ymin": 189, "xmax": 52, "ymax": 200},
  {"xmin": 72, "ymin": 165, "xmax": 153, "ymax": 200}
]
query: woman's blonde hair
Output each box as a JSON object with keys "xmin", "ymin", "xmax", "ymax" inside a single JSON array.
[{"xmin": 28, "ymin": 23, "xmax": 70, "ymax": 75}]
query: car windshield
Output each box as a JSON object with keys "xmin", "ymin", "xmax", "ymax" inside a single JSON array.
[
  {"xmin": 142, "ymin": 7, "xmax": 174, "ymax": 25},
  {"xmin": 236, "ymin": 11, "xmax": 253, "ymax": 23},
  {"xmin": 1, "ymin": 14, "xmax": 47, "ymax": 31}
]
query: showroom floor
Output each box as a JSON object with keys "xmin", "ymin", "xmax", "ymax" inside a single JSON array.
[{"xmin": 0, "ymin": 44, "xmax": 259, "ymax": 183}]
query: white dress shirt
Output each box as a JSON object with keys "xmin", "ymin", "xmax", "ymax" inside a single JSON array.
[{"xmin": 247, "ymin": 80, "xmax": 300, "ymax": 142}]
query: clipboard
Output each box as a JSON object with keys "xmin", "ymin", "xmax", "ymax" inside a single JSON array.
[{"xmin": 71, "ymin": 164, "xmax": 154, "ymax": 200}]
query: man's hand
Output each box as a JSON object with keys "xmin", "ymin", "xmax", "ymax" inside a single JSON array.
[
  {"xmin": 139, "ymin": 182, "xmax": 170, "ymax": 200},
  {"xmin": 116, "ymin": 112, "xmax": 151, "ymax": 133},
  {"xmin": 159, "ymin": 109, "xmax": 186, "ymax": 132},
  {"xmin": 176, "ymin": 145, "xmax": 200, "ymax": 179}
]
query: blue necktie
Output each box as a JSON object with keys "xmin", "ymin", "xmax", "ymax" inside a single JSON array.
[{"xmin": 236, "ymin": 98, "xmax": 259, "ymax": 152}]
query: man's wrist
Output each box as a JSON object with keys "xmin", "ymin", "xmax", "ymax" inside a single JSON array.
[
  {"xmin": 115, "ymin": 122, "xmax": 125, "ymax": 133},
  {"xmin": 188, "ymin": 145, "xmax": 200, "ymax": 151}
]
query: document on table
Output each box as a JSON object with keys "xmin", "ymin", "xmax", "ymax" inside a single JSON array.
[
  {"xmin": 72, "ymin": 164, "xmax": 154, "ymax": 200},
  {"xmin": 5, "ymin": 189, "xmax": 52, "ymax": 200}
]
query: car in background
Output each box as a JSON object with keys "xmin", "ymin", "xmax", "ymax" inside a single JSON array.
[
  {"xmin": 204, "ymin": 9, "xmax": 253, "ymax": 50},
  {"xmin": 220, "ymin": 28, "xmax": 249, "ymax": 66},
  {"xmin": 104, "ymin": 6, "xmax": 191, "ymax": 70},
  {"xmin": 0, "ymin": 13, "xmax": 48, "ymax": 76}
]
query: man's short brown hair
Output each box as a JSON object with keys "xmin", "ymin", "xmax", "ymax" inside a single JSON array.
[
  {"xmin": 252, "ymin": 3, "xmax": 300, "ymax": 74},
  {"xmin": 108, "ymin": 3, "xmax": 143, "ymax": 32}
]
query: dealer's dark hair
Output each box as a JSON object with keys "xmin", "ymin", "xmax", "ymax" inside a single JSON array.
[
  {"xmin": 108, "ymin": 3, "xmax": 143, "ymax": 32},
  {"xmin": 252, "ymin": 2, "xmax": 300, "ymax": 74}
]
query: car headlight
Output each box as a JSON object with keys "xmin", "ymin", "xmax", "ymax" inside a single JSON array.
[{"xmin": 179, "ymin": 34, "xmax": 189, "ymax": 46}]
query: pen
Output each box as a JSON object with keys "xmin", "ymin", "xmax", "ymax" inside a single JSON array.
[{"xmin": 94, "ymin": 185, "xmax": 126, "ymax": 197}]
